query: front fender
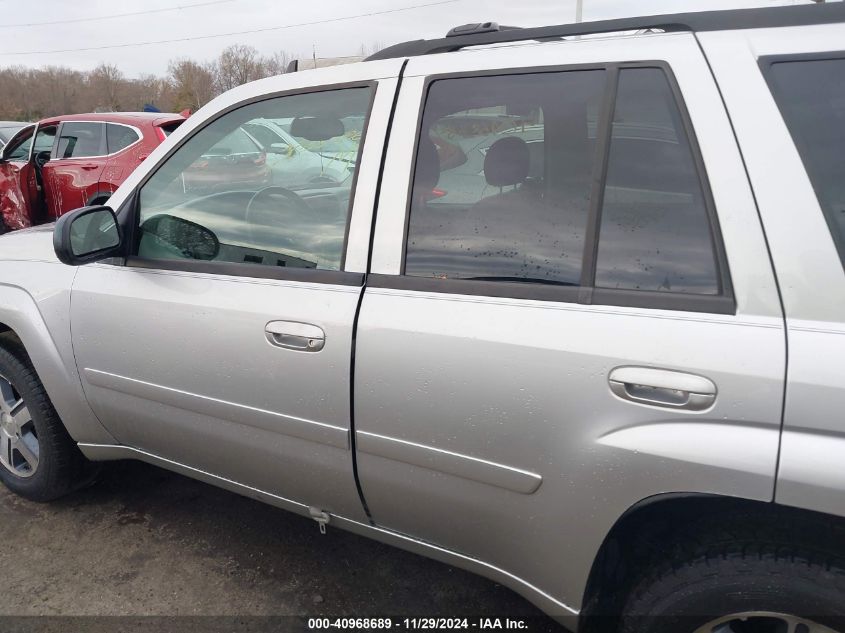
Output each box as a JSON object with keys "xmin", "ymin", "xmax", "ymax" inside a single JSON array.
[{"xmin": 0, "ymin": 267, "xmax": 115, "ymax": 445}]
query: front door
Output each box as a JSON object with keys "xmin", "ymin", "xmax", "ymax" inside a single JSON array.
[
  {"xmin": 0, "ymin": 125, "xmax": 36, "ymax": 231},
  {"xmin": 355, "ymin": 35, "xmax": 787, "ymax": 610},
  {"xmin": 69, "ymin": 74, "xmax": 395, "ymax": 521},
  {"xmin": 44, "ymin": 121, "xmax": 106, "ymax": 218}
]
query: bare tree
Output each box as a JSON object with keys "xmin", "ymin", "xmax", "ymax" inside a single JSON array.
[
  {"xmin": 0, "ymin": 42, "xmax": 369, "ymax": 120},
  {"xmin": 216, "ymin": 44, "xmax": 266, "ymax": 92},
  {"xmin": 168, "ymin": 59, "xmax": 217, "ymax": 112},
  {"xmin": 264, "ymin": 50, "xmax": 291, "ymax": 77},
  {"xmin": 88, "ymin": 63, "xmax": 125, "ymax": 111}
]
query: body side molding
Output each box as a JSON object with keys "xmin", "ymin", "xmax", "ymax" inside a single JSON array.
[{"xmin": 356, "ymin": 430, "xmax": 543, "ymax": 494}]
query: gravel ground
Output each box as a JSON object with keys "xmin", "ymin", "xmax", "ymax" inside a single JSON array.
[{"xmin": 0, "ymin": 460, "xmax": 564, "ymax": 632}]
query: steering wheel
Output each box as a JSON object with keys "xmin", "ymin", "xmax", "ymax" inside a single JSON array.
[{"xmin": 244, "ymin": 185, "xmax": 311, "ymax": 245}]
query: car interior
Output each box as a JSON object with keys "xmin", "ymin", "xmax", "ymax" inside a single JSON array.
[{"xmin": 137, "ymin": 116, "xmax": 357, "ymax": 271}]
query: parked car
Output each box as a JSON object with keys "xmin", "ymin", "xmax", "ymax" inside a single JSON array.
[
  {"xmin": 0, "ymin": 112, "xmax": 183, "ymax": 233},
  {"xmin": 2, "ymin": 4, "xmax": 845, "ymax": 631},
  {"xmin": 0, "ymin": 121, "xmax": 29, "ymax": 150},
  {"xmin": 241, "ymin": 118, "xmax": 352, "ymax": 185}
]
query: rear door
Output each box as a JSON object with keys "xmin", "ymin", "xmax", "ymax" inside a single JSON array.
[
  {"xmin": 355, "ymin": 34, "xmax": 786, "ymax": 611},
  {"xmin": 44, "ymin": 121, "xmax": 106, "ymax": 217}
]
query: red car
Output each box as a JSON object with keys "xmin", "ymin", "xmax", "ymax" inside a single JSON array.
[{"xmin": 0, "ymin": 112, "xmax": 184, "ymax": 233}]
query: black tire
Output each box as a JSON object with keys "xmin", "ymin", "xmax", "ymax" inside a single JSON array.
[
  {"xmin": 0, "ymin": 338, "xmax": 90, "ymax": 501},
  {"xmin": 620, "ymin": 509, "xmax": 845, "ymax": 633}
]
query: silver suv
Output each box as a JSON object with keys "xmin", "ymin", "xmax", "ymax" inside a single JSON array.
[{"xmin": 1, "ymin": 4, "xmax": 844, "ymax": 631}]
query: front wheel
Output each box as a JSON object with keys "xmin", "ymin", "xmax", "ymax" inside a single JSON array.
[
  {"xmin": 0, "ymin": 340, "xmax": 90, "ymax": 501},
  {"xmin": 620, "ymin": 517, "xmax": 845, "ymax": 633}
]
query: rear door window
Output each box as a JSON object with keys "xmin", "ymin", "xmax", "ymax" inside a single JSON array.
[
  {"xmin": 404, "ymin": 70, "xmax": 606, "ymax": 286},
  {"xmin": 402, "ymin": 66, "xmax": 730, "ymax": 310},
  {"xmin": 765, "ymin": 56, "xmax": 845, "ymax": 270},
  {"xmin": 55, "ymin": 122, "xmax": 105, "ymax": 158}
]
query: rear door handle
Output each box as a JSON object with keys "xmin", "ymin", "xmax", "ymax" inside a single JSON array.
[
  {"xmin": 80, "ymin": 164, "xmax": 99, "ymax": 170},
  {"xmin": 265, "ymin": 321, "xmax": 325, "ymax": 352},
  {"xmin": 608, "ymin": 366, "xmax": 716, "ymax": 411}
]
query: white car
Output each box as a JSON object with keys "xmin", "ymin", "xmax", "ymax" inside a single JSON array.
[{"xmin": 242, "ymin": 118, "xmax": 352, "ymax": 187}]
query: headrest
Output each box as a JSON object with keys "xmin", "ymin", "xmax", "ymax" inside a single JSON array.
[
  {"xmin": 414, "ymin": 136, "xmax": 440, "ymax": 192},
  {"xmin": 484, "ymin": 136, "xmax": 529, "ymax": 187}
]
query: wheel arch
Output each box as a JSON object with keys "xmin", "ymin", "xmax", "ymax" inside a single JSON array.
[
  {"xmin": 0, "ymin": 286, "xmax": 115, "ymax": 446},
  {"xmin": 579, "ymin": 493, "xmax": 845, "ymax": 628},
  {"xmin": 85, "ymin": 191, "xmax": 112, "ymax": 207}
]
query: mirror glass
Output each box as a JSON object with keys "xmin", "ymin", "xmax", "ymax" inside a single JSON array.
[
  {"xmin": 139, "ymin": 214, "xmax": 220, "ymax": 260},
  {"xmin": 69, "ymin": 208, "xmax": 120, "ymax": 257}
]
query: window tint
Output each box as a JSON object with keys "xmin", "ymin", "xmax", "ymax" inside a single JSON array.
[
  {"xmin": 767, "ymin": 57, "xmax": 845, "ymax": 270},
  {"xmin": 595, "ymin": 68, "xmax": 719, "ymax": 294},
  {"xmin": 4, "ymin": 127, "xmax": 34, "ymax": 161},
  {"xmin": 159, "ymin": 121, "xmax": 182, "ymax": 137},
  {"xmin": 138, "ymin": 86, "xmax": 372, "ymax": 271},
  {"xmin": 33, "ymin": 126, "xmax": 56, "ymax": 154},
  {"xmin": 106, "ymin": 123, "xmax": 140, "ymax": 153},
  {"xmin": 56, "ymin": 122, "xmax": 104, "ymax": 158},
  {"xmin": 404, "ymin": 71, "xmax": 606, "ymax": 285}
]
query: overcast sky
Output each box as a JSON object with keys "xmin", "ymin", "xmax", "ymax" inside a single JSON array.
[{"xmin": 0, "ymin": 0, "xmax": 829, "ymax": 77}]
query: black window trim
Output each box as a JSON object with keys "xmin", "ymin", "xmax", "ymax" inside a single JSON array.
[
  {"xmin": 117, "ymin": 80, "xmax": 378, "ymax": 286},
  {"xmin": 759, "ymin": 50, "xmax": 845, "ymax": 276},
  {"xmin": 393, "ymin": 60, "xmax": 735, "ymax": 316}
]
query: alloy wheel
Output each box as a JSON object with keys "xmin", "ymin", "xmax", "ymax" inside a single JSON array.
[
  {"xmin": 695, "ymin": 612, "xmax": 841, "ymax": 633},
  {"xmin": 0, "ymin": 373, "xmax": 38, "ymax": 478}
]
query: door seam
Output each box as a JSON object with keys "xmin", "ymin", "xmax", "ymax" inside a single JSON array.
[
  {"xmin": 348, "ymin": 58, "xmax": 410, "ymax": 524},
  {"xmin": 693, "ymin": 33, "xmax": 789, "ymax": 502}
]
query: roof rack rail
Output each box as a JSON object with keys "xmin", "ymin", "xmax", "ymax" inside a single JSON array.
[{"xmin": 366, "ymin": 2, "xmax": 845, "ymax": 61}]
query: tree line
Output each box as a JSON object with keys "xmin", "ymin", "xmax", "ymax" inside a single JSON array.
[{"xmin": 0, "ymin": 43, "xmax": 378, "ymax": 121}]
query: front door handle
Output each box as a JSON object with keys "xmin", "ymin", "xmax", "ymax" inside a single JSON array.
[
  {"xmin": 608, "ymin": 366, "xmax": 716, "ymax": 411},
  {"xmin": 265, "ymin": 321, "xmax": 325, "ymax": 352}
]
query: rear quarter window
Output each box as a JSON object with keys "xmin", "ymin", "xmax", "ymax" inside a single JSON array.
[
  {"xmin": 764, "ymin": 55, "xmax": 845, "ymax": 271},
  {"xmin": 106, "ymin": 123, "xmax": 140, "ymax": 154}
]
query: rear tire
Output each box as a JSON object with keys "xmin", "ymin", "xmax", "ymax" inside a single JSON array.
[
  {"xmin": 0, "ymin": 339, "xmax": 91, "ymax": 501},
  {"xmin": 620, "ymin": 510, "xmax": 845, "ymax": 633}
]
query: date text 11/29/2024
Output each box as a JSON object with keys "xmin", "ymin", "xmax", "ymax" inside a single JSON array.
[{"xmin": 307, "ymin": 618, "xmax": 530, "ymax": 630}]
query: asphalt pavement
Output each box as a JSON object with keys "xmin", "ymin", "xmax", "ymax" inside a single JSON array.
[{"xmin": 0, "ymin": 460, "xmax": 563, "ymax": 632}]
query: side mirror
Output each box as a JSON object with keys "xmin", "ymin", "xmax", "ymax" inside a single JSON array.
[
  {"xmin": 53, "ymin": 206, "xmax": 123, "ymax": 266},
  {"xmin": 268, "ymin": 143, "xmax": 292, "ymax": 155}
]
